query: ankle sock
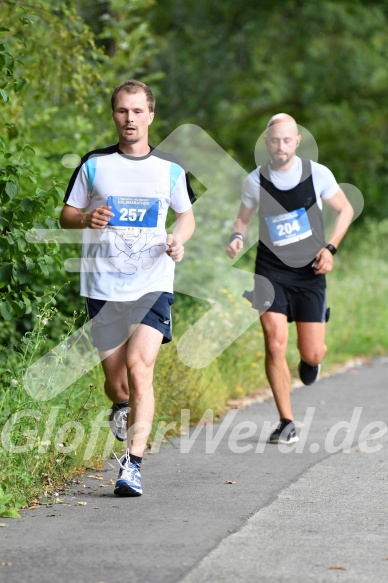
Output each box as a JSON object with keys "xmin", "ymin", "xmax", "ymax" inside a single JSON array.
[{"xmin": 129, "ymin": 453, "xmax": 142, "ymax": 465}]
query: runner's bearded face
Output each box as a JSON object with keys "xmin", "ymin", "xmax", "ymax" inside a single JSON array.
[{"xmin": 265, "ymin": 122, "xmax": 300, "ymax": 170}]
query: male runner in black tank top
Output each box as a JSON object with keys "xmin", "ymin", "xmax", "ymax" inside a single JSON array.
[{"xmin": 227, "ymin": 114, "xmax": 354, "ymax": 444}]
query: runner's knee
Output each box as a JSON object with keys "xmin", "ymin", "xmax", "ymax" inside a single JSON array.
[
  {"xmin": 300, "ymin": 344, "xmax": 327, "ymax": 365},
  {"xmin": 104, "ymin": 379, "xmax": 129, "ymax": 402},
  {"xmin": 127, "ymin": 360, "xmax": 154, "ymax": 393},
  {"xmin": 265, "ymin": 336, "xmax": 288, "ymax": 360}
]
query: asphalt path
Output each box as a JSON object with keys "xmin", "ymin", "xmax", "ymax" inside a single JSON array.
[{"xmin": 1, "ymin": 357, "xmax": 387, "ymax": 583}]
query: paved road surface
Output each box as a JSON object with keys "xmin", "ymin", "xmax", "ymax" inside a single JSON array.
[{"xmin": 1, "ymin": 357, "xmax": 387, "ymax": 583}]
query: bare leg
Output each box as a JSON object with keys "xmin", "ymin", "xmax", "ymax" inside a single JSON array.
[
  {"xmin": 125, "ymin": 323, "xmax": 163, "ymax": 457},
  {"xmin": 260, "ymin": 311, "xmax": 293, "ymax": 420},
  {"xmin": 296, "ymin": 321, "xmax": 327, "ymax": 365},
  {"xmin": 99, "ymin": 324, "xmax": 162, "ymax": 455},
  {"xmin": 99, "ymin": 340, "xmax": 130, "ymax": 404}
]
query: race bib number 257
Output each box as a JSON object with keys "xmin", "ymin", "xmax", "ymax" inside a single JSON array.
[{"xmin": 107, "ymin": 195, "xmax": 159, "ymax": 227}]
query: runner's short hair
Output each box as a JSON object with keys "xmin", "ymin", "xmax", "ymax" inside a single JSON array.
[{"xmin": 111, "ymin": 80, "xmax": 155, "ymax": 112}]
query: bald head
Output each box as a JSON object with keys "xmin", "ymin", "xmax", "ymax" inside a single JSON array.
[
  {"xmin": 265, "ymin": 113, "xmax": 301, "ymax": 170},
  {"xmin": 266, "ymin": 113, "xmax": 298, "ymax": 130}
]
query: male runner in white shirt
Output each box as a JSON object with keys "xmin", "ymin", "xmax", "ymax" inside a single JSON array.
[
  {"xmin": 227, "ymin": 114, "xmax": 353, "ymax": 444},
  {"xmin": 60, "ymin": 80, "xmax": 195, "ymax": 495}
]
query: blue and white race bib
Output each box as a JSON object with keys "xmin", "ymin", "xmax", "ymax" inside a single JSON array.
[
  {"xmin": 265, "ymin": 208, "xmax": 312, "ymax": 247},
  {"xmin": 107, "ymin": 196, "xmax": 159, "ymax": 227}
]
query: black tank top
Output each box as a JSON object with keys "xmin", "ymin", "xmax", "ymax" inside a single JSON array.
[{"xmin": 255, "ymin": 159, "xmax": 326, "ymax": 287}]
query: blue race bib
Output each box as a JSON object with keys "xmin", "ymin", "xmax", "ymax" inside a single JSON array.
[
  {"xmin": 265, "ymin": 207, "xmax": 312, "ymax": 247},
  {"xmin": 107, "ymin": 196, "xmax": 159, "ymax": 227}
]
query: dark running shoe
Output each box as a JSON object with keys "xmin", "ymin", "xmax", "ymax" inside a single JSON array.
[
  {"xmin": 268, "ymin": 419, "xmax": 299, "ymax": 444},
  {"xmin": 109, "ymin": 401, "xmax": 129, "ymax": 442},
  {"xmin": 298, "ymin": 360, "xmax": 321, "ymax": 386}
]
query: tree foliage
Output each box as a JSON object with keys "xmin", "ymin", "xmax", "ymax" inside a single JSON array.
[
  {"xmin": 149, "ymin": 0, "xmax": 388, "ymax": 217},
  {"xmin": 0, "ymin": 1, "xmax": 103, "ymax": 341},
  {"xmin": 2, "ymin": 0, "xmax": 388, "ymax": 343},
  {"xmin": 0, "ymin": 0, "xmax": 158, "ymax": 343}
]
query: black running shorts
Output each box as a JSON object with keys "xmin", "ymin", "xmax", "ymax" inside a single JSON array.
[{"xmin": 245, "ymin": 276, "xmax": 329, "ymax": 323}]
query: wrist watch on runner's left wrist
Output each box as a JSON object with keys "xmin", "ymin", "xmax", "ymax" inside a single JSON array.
[{"xmin": 325, "ymin": 243, "xmax": 337, "ymax": 255}]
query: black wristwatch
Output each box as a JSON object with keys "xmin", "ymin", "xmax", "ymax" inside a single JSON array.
[{"xmin": 326, "ymin": 243, "xmax": 337, "ymax": 255}]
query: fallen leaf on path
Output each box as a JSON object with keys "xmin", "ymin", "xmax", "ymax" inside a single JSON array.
[
  {"xmin": 0, "ymin": 524, "xmax": 8, "ymax": 527},
  {"xmin": 27, "ymin": 504, "xmax": 41, "ymax": 510},
  {"xmin": 0, "ymin": 562, "xmax": 12, "ymax": 566},
  {"xmin": 329, "ymin": 564, "xmax": 346, "ymax": 570},
  {"xmin": 75, "ymin": 501, "xmax": 87, "ymax": 506},
  {"xmin": 87, "ymin": 475, "xmax": 103, "ymax": 480},
  {"xmin": 225, "ymin": 480, "xmax": 237, "ymax": 484}
]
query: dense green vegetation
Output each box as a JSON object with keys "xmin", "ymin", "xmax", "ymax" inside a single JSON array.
[{"xmin": 1, "ymin": 0, "xmax": 388, "ymax": 512}]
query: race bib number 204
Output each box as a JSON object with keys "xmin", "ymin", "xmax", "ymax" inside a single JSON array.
[
  {"xmin": 265, "ymin": 207, "xmax": 312, "ymax": 246},
  {"xmin": 107, "ymin": 195, "xmax": 159, "ymax": 227}
]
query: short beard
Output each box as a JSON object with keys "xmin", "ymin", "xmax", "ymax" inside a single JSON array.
[
  {"xmin": 270, "ymin": 154, "xmax": 291, "ymax": 168},
  {"xmin": 121, "ymin": 135, "xmax": 140, "ymax": 144}
]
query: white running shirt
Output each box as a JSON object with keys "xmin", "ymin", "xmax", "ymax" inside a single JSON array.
[
  {"xmin": 242, "ymin": 157, "xmax": 339, "ymax": 210},
  {"xmin": 64, "ymin": 146, "xmax": 193, "ymax": 301}
]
